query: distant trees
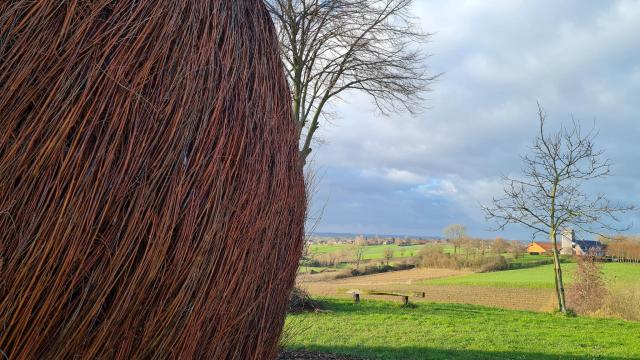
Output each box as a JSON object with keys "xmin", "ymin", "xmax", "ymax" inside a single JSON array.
[
  {"xmin": 443, "ymin": 224, "xmax": 467, "ymax": 254},
  {"xmin": 476, "ymin": 239, "xmax": 489, "ymax": 257},
  {"xmin": 491, "ymin": 237, "xmax": 508, "ymax": 254},
  {"xmin": 354, "ymin": 235, "xmax": 368, "ymax": 247},
  {"xmin": 267, "ymin": 0, "xmax": 436, "ymax": 162},
  {"xmin": 605, "ymin": 235, "xmax": 640, "ymax": 262},
  {"xmin": 415, "ymin": 243, "xmax": 509, "ymax": 272},
  {"xmin": 483, "ymin": 105, "xmax": 634, "ymax": 314}
]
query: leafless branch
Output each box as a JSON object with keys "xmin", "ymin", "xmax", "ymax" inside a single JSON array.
[
  {"xmin": 484, "ymin": 103, "xmax": 634, "ymax": 238},
  {"xmin": 267, "ymin": 0, "xmax": 438, "ymax": 161}
]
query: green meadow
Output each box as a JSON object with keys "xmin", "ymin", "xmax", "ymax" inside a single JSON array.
[
  {"xmin": 284, "ymin": 298, "xmax": 640, "ymax": 360},
  {"xmin": 422, "ymin": 263, "xmax": 640, "ymax": 288},
  {"xmin": 309, "ymin": 243, "xmax": 428, "ymax": 260}
]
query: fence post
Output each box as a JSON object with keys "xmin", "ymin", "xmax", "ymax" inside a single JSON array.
[
  {"xmin": 402, "ymin": 295, "xmax": 409, "ymax": 306},
  {"xmin": 353, "ymin": 292, "xmax": 360, "ymax": 304}
]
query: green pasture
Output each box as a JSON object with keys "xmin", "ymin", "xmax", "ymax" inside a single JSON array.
[
  {"xmin": 284, "ymin": 298, "xmax": 640, "ymax": 360},
  {"xmin": 308, "ymin": 244, "xmax": 427, "ymax": 260},
  {"xmin": 423, "ymin": 263, "xmax": 640, "ymax": 288}
]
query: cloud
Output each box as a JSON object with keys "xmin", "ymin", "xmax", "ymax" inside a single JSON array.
[
  {"xmin": 308, "ymin": 0, "xmax": 640, "ymax": 239},
  {"xmin": 415, "ymin": 179, "xmax": 458, "ymax": 197}
]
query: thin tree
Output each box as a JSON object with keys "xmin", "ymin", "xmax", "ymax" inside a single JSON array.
[
  {"xmin": 443, "ymin": 223, "xmax": 466, "ymax": 254},
  {"xmin": 383, "ymin": 247, "xmax": 394, "ymax": 265},
  {"xmin": 353, "ymin": 236, "xmax": 367, "ymax": 269},
  {"xmin": 483, "ymin": 104, "xmax": 633, "ymax": 314},
  {"xmin": 267, "ymin": 0, "xmax": 437, "ymax": 162},
  {"xmin": 509, "ymin": 240, "xmax": 524, "ymax": 259}
]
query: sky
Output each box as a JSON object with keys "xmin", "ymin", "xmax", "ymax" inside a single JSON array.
[{"xmin": 307, "ymin": 0, "xmax": 640, "ymax": 240}]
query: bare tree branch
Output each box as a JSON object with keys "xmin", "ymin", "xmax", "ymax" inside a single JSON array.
[{"xmin": 267, "ymin": 0, "xmax": 438, "ymax": 162}]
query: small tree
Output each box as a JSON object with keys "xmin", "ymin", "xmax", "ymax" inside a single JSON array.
[
  {"xmin": 352, "ymin": 243, "xmax": 366, "ymax": 270},
  {"xmin": 483, "ymin": 105, "xmax": 633, "ymax": 314},
  {"xmin": 327, "ymin": 252, "xmax": 338, "ymax": 268},
  {"xmin": 509, "ymin": 240, "xmax": 525, "ymax": 259},
  {"xmin": 443, "ymin": 224, "xmax": 466, "ymax": 254},
  {"xmin": 567, "ymin": 252, "xmax": 608, "ymax": 314},
  {"xmin": 383, "ymin": 247, "xmax": 394, "ymax": 265}
]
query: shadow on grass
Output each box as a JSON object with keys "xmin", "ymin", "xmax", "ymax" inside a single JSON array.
[
  {"xmin": 287, "ymin": 345, "xmax": 630, "ymax": 360},
  {"xmin": 315, "ymin": 299, "xmax": 528, "ymax": 316}
]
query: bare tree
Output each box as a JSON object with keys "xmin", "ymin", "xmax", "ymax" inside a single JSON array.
[
  {"xmin": 509, "ymin": 240, "xmax": 525, "ymax": 259},
  {"xmin": 352, "ymin": 242, "xmax": 367, "ymax": 269},
  {"xmin": 267, "ymin": 0, "xmax": 437, "ymax": 162},
  {"xmin": 443, "ymin": 223, "xmax": 466, "ymax": 254},
  {"xmin": 483, "ymin": 104, "xmax": 634, "ymax": 314},
  {"xmin": 382, "ymin": 247, "xmax": 394, "ymax": 265},
  {"xmin": 491, "ymin": 237, "xmax": 508, "ymax": 254}
]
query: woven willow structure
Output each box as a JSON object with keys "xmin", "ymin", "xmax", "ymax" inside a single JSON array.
[{"xmin": 0, "ymin": 1, "xmax": 304, "ymax": 358}]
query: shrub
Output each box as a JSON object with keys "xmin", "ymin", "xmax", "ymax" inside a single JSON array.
[
  {"xmin": 345, "ymin": 263, "xmax": 415, "ymax": 278},
  {"xmin": 302, "ymin": 258, "xmax": 323, "ymax": 267},
  {"xmin": 566, "ymin": 255, "xmax": 608, "ymax": 315},
  {"xmin": 288, "ymin": 286, "xmax": 322, "ymax": 313},
  {"xmin": 478, "ymin": 256, "xmax": 510, "ymax": 272},
  {"xmin": 416, "ymin": 245, "xmax": 461, "ymax": 269},
  {"xmin": 333, "ymin": 269, "xmax": 357, "ymax": 280},
  {"xmin": 416, "ymin": 245, "xmax": 512, "ymax": 271}
]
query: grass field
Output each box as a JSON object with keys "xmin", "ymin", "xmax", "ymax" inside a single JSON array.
[
  {"xmin": 309, "ymin": 243, "xmax": 554, "ymax": 267},
  {"xmin": 309, "ymin": 244, "xmax": 427, "ymax": 260},
  {"xmin": 423, "ymin": 263, "xmax": 640, "ymax": 288},
  {"xmin": 284, "ymin": 298, "xmax": 640, "ymax": 360}
]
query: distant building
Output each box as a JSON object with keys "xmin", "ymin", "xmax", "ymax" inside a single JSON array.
[
  {"xmin": 527, "ymin": 242, "xmax": 557, "ymax": 255},
  {"xmin": 562, "ymin": 229, "xmax": 605, "ymax": 256},
  {"xmin": 527, "ymin": 229, "xmax": 604, "ymax": 256},
  {"xmin": 560, "ymin": 229, "xmax": 575, "ymax": 255}
]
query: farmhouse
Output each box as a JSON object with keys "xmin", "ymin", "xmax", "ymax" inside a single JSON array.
[
  {"xmin": 526, "ymin": 230, "xmax": 605, "ymax": 256},
  {"xmin": 561, "ymin": 229, "xmax": 605, "ymax": 256},
  {"xmin": 526, "ymin": 242, "xmax": 557, "ymax": 255}
]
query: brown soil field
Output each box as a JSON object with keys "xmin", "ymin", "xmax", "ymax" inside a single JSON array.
[
  {"xmin": 298, "ymin": 267, "xmax": 466, "ymax": 283},
  {"xmin": 298, "ymin": 268, "xmax": 556, "ymax": 312}
]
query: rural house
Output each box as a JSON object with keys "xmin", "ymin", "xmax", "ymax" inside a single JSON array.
[
  {"xmin": 561, "ymin": 229, "xmax": 605, "ymax": 256},
  {"xmin": 527, "ymin": 230, "xmax": 605, "ymax": 256},
  {"xmin": 526, "ymin": 242, "xmax": 557, "ymax": 255}
]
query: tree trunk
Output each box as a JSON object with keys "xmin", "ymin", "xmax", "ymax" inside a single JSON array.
[{"xmin": 550, "ymin": 230, "xmax": 567, "ymax": 313}]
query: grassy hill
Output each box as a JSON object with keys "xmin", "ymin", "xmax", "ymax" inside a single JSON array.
[{"xmin": 284, "ymin": 298, "xmax": 640, "ymax": 360}]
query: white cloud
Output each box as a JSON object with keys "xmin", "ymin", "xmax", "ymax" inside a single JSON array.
[
  {"xmin": 385, "ymin": 169, "xmax": 427, "ymax": 184},
  {"xmin": 415, "ymin": 179, "xmax": 458, "ymax": 197},
  {"xmin": 309, "ymin": 0, "xmax": 640, "ymax": 238}
]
